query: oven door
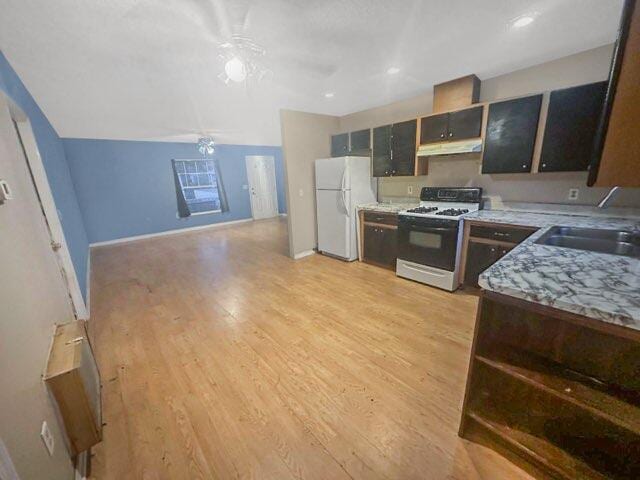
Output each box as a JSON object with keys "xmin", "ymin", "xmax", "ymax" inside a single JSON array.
[{"xmin": 397, "ymin": 216, "xmax": 459, "ymax": 271}]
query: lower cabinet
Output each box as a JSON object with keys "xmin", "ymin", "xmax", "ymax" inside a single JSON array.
[
  {"xmin": 460, "ymin": 292, "xmax": 640, "ymax": 480},
  {"xmin": 362, "ymin": 224, "xmax": 398, "ymax": 270},
  {"xmin": 463, "ymin": 241, "xmax": 511, "ymax": 287},
  {"xmin": 461, "ymin": 222, "xmax": 538, "ymax": 288}
]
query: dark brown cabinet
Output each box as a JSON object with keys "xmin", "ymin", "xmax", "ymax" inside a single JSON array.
[
  {"xmin": 349, "ymin": 129, "xmax": 371, "ymax": 156},
  {"xmin": 362, "ymin": 224, "xmax": 398, "ymax": 269},
  {"xmin": 332, "ymin": 130, "xmax": 371, "ymax": 157},
  {"xmin": 372, "ymin": 120, "xmax": 417, "ymax": 177},
  {"xmin": 463, "ymin": 241, "xmax": 510, "ymax": 287},
  {"xmin": 460, "ymin": 292, "xmax": 640, "ymax": 480},
  {"xmin": 420, "ymin": 106, "xmax": 483, "ymax": 144},
  {"xmin": 461, "ymin": 222, "xmax": 537, "ymax": 288},
  {"xmin": 482, "ymin": 95, "xmax": 543, "ymax": 174},
  {"xmin": 420, "ymin": 113, "xmax": 449, "ymax": 143},
  {"xmin": 372, "ymin": 125, "xmax": 392, "ymax": 177},
  {"xmin": 539, "ymin": 82, "xmax": 607, "ymax": 172},
  {"xmin": 391, "ymin": 119, "xmax": 417, "ymax": 176},
  {"xmin": 449, "ymin": 106, "xmax": 484, "ymax": 140},
  {"xmin": 331, "ymin": 133, "xmax": 349, "ymax": 157}
]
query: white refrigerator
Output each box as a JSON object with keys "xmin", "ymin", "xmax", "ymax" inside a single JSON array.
[{"xmin": 315, "ymin": 156, "xmax": 376, "ymax": 261}]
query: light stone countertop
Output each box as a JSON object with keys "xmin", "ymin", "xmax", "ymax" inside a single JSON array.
[
  {"xmin": 357, "ymin": 202, "xmax": 419, "ymax": 214},
  {"xmin": 463, "ymin": 210, "xmax": 640, "ymax": 331}
]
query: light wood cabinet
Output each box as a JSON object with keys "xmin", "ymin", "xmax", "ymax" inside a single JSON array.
[
  {"xmin": 45, "ymin": 321, "xmax": 102, "ymax": 455},
  {"xmin": 589, "ymin": 0, "xmax": 640, "ymax": 187}
]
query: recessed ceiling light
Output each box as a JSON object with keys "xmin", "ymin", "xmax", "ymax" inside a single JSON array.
[
  {"xmin": 324, "ymin": 92, "xmax": 334, "ymax": 98},
  {"xmin": 386, "ymin": 67, "xmax": 400, "ymax": 75},
  {"xmin": 511, "ymin": 15, "xmax": 535, "ymax": 29}
]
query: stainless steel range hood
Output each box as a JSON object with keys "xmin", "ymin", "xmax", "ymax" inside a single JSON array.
[{"xmin": 416, "ymin": 138, "xmax": 483, "ymax": 157}]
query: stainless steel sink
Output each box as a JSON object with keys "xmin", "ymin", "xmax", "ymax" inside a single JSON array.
[{"xmin": 535, "ymin": 226, "xmax": 640, "ymax": 258}]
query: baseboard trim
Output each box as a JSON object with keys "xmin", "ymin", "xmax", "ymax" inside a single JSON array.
[
  {"xmin": 85, "ymin": 253, "xmax": 91, "ymax": 318},
  {"xmin": 293, "ymin": 249, "xmax": 315, "ymax": 260},
  {"xmin": 90, "ymin": 218, "xmax": 253, "ymax": 248},
  {"xmin": 75, "ymin": 450, "xmax": 88, "ymax": 480}
]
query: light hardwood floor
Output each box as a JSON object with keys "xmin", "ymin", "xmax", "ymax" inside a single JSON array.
[{"xmin": 88, "ymin": 217, "xmax": 531, "ymax": 480}]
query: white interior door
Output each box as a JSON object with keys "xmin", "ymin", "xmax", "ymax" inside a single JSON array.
[
  {"xmin": 10, "ymin": 103, "xmax": 88, "ymax": 319},
  {"xmin": 246, "ymin": 155, "xmax": 279, "ymax": 220}
]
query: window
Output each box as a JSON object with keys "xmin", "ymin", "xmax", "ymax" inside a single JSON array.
[{"xmin": 173, "ymin": 159, "xmax": 221, "ymax": 214}]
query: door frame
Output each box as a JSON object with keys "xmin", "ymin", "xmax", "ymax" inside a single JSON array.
[
  {"xmin": 7, "ymin": 98, "xmax": 88, "ymax": 319},
  {"xmin": 245, "ymin": 155, "xmax": 279, "ymax": 220}
]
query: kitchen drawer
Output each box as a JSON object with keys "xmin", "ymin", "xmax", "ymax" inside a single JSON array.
[
  {"xmin": 363, "ymin": 211, "xmax": 398, "ymax": 226},
  {"xmin": 469, "ymin": 224, "xmax": 536, "ymax": 244}
]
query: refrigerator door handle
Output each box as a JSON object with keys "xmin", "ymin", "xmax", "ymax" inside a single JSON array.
[
  {"xmin": 340, "ymin": 169, "xmax": 348, "ymax": 215},
  {"xmin": 340, "ymin": 189, "xmax": 347, "ymax": 215}
]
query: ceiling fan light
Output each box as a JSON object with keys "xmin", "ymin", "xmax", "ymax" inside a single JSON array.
[
  {"xmin": 197, "ymin": 137, "xmax": 215, "ymax": 156},
  {"xmin": 224, "ymin": 56, "xmax": 247, "ymax": 83}
]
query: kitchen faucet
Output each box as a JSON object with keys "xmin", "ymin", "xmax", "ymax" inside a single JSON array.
[{"xmin": 597, "ymin": 186, "xmax": 621, "ymax": 208}]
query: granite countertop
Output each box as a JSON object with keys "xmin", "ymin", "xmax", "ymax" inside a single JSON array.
[
  {"xmin": 357, "ymin": 202, "xmax": 419, "ymax": 214},
  {"xmin": 463, "ymin": 210, "xmax": 640, "ymax": 331}
]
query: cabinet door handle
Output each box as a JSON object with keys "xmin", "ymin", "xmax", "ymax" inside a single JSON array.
[{"xmin": 493, "ymin": 232, "xmax": 509, "ymax": 238}]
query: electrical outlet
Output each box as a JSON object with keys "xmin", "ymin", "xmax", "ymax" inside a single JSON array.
[
  {"xmin": 40, "ymin": 421, "xmax": 54, "ymax": 456},
  {"xmin": 298, "ymin": 188, "xmax": 304, "ymax": 197},
  {"xmin": 407, "ymin": 185, "xmax": 413, "ymax": 195},
  {"xmin": 568, "ymin": 188, "xmax": 579, "ymax": 201}
]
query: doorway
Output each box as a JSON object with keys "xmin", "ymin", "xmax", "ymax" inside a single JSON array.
[
  {"xmin": 9, "ymin": 102, "xmax": 88, "ymax": 319},
  {"xmin": 245, "ymin": 155, "xmax": 279, "ymax": 220}
]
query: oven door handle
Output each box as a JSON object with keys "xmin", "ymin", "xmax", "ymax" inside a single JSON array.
[{"xmin": 406, "ymin": 225, "xmax": 455, "ymax": 233}]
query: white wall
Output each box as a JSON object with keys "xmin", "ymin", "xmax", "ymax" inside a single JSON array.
[
  {"xmin": 339, "ymin": 44, "xmax": 640, "ymax": 208},
  {"xmin": 280, "ymin": 110, "xmax": 339, "ymax": 258}
]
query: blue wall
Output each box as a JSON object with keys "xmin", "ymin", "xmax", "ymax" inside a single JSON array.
[
  {"xmin": 0, "ymin": 52, "xmax": 89, "ymax": 299},
  {"xmin": 63, "ymin": 139, "xmax": 286, "ymax": 243}
]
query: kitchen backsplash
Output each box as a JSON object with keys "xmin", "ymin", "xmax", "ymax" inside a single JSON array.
[{"xmin": 378, "ymin": 154, "xmax": 640, "ymax": 208}]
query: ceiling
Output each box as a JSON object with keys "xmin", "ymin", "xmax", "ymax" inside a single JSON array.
[{"xmin": 0, "ymin": 0, "xmax": 624, "ymax": 146}]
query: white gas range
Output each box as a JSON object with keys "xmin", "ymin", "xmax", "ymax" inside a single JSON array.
[{"xmin": 396, "ymin": 187, "xmax": 482, "ymax": 291}]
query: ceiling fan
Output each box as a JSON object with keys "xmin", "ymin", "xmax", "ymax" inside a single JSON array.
[{"xmin": 120, "ymin": 0, "xmax": 337, "ymax": 84}]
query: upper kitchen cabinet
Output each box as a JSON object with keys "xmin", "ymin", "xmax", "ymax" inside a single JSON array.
[
  {"xmin": 420, "ymin": 106, "xmax": 483, "ymax": 144},
  {"xmin": 372, "ymin": 125, "xmax": 393, "ymax": 177},
  {"xmin": 539, "ymin": 81, "xmax": 607, "ymax": 172},
  {"xmin": 482, "ymin": 94, "xmax": 543, "ymax": 174},
  {"xmin": 372, "ymin": 120, "xmax": 417, "ymax": 177},
  {"xmin": 420, "ymin": 113, "xmax": 449, "ymax": 143},
  {"xmin": 589, "ymin": 0, "xmax": 640, "ymax": 187},
  {"xmin": 349, "ymin": 129, "xmax": 371, "ymax": 156},
  {"xmin": 448, "ymin": 107, "xmax": 484, "ymax": 141},
  {"xmin": 331, "ymin": 133, "xmax": 349, "ymax": 157},
  {"xmin": 391, "ymin": 119, "xmax": 417, "ymax": 176}
]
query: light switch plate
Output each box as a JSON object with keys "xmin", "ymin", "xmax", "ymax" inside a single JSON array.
[
  {"xmin": 40, "ymin": 421, "xmax": 54, "ymax": 456},
  {"xmin": 0, "ymin": 179, "xmax": 12, "ymax": 201}
]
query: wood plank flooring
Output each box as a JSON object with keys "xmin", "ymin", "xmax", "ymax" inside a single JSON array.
[{"xmin": 88, "ymin": 217, "xmax": 531, "ymax": 480}]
